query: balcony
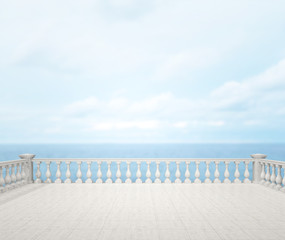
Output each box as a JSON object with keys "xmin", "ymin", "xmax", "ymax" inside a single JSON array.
[{"xmin": 0, "ymin": 154, "xmax": 285, "ymax": 240}]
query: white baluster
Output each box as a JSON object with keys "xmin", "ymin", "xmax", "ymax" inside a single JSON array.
[
  {"xmin": 5, "ymin": 165, "xmax": 11, "ymax": 188},
  {"xmin": 154, "ymin": 161, "xmax": 161, "ymax": 184},
  {"xmin": 96, "ymin": 161, "xmax": 103, "ymax": 183},
  {"xmin": 55, "ymin": 161, "xmax": 62, "ymax": 184},
  {"xmin": 45, "ymin": 161, "xmax": 52, "ymax": 183},
  {"xmin": 0, "ymin": 166, "xmax": 5, "ymax": 192},
  {"xmin": 16, "ymin": 163, "xmax": 22, "ymax": 185},
  {"xmin": 223, "ymin": 161, "xmax": 231, "ymax": 183},
  {"xmin": 194, "ymin": 161, "xmax": 201, "ymax": 184},
  {"xmin": 35, "ymin": 161, "xmax": 42, "ymax": 184},
  {"xmin": 175, "ymin": 161, "xmax": 182, "ymax": 184},
  {"xmin": 135, "ymin": 162, "xmax": 142, "ymax": 184},
  {"xmin": 165, "ymin": 161, "xmax": 171, "ymax": 183},
  {"xmin": 270, "ymin": 163, "xmax": 276, "ymax": 188},
  {"xmin": 234, "ymin": 161, "xmax": 241, "ymax": 183},
  {"xmin": 282, "ymin": 165, "xmax": 285, "ymax": 193},
  {"xmin": 85, "ymin": 161, "xmax": 92, "ymax": 183},
  {"xmin": 10, "ymin": 164, "xmax": 17, "ymax": 187},
  {"xmin": 125, "ymin": 161, "xmax": 132, "ymax": 183},
  {"xmin": 75, "ymin": 161, "xmax": 82, "ymax": 184},
  {"xmin": 145, "ymin": 161, "xmax": 152, "ymax": 184},
  {"xmin": 106, "ymin": 161, "xmax": 112, "ymax": 183},
  {"xmin": 204, "ymin": 161, "xmax": 211, "ymax": 184},
  {"xmin": 214, "ymin": 161, "xmax": 221, "ymax": 183},
  {"xmin": 275, "ymin": 164, "xmax": 282, "ymax": 190},
  {"xmin": 184, "ymin": 161, "xmax": 191, "ymax": 183},
  {"xmin": 243, "ymin": 161, "xmax": 251, "ymax": 183},
  {"xmin": 265, "ymin": 162, "xmax": 271, "ymax": 186},
  {"xmin": 21, "ymin": 162, "xmax": 26, "ymax": 184},
  {"xmin": 64, "ymin": 161, "xmax": 72, "ymax": 183},
  {"xmin": 115, "ymin": 161, "xmax": 122, "ymax": 183},
  {"xmin": 259, "ymin": 161, "xmax": 265, "ymax": 184}
]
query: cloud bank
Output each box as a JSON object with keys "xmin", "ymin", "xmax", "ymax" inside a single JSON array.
[{"xmin": 0, "ymin": 0, "xmax": 285, "ymax": 143}]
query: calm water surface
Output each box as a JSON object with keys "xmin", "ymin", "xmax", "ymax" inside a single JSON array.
[{"xmin": 1, "ymin": 143, "xmax": 285, "ymax": 160}]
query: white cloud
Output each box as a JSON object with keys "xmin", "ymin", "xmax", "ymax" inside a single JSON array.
[
  {"xmin": 92, "ymin": 120, "xmax": 160, "ymax": 131},
  {"xmin": 173, "ymin": 121, "xmax": 188, "ymax": 128},
  {"xmin": 54, "ymin": 59, "xmax": 285, "ymax": 137},
  {"xmin": 152, "ymin": 48, "xmax": 221, "ymax": 81},
  {"xmin": 1, "ymin": 0, "xmax": 285, "ymax": 143},
  {"xmin": 65, "ymin": 97, "xmax": 99, "ymax": 114},
  {"xmin": 207, "ymin": 121, "xmax": 225, "ymax": 127},
  {"xmin": 210, "ymin": 59, "xmax": 285, "ymax": 112}
]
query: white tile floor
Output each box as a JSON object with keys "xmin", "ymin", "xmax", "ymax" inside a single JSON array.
[{"xmin": 0, "ymin": 184, "xmax": 285, "ymax": 240}]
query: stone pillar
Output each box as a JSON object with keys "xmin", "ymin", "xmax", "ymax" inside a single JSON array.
[
  {"xmin": 19, "ymin": 154, "xmax": 36, "ymax": 183},
  {"xmin": 251, "ymin": 153, "xmax": 267, "ymax": 184}
]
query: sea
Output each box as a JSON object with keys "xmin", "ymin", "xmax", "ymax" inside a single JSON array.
[{"xmin": 0, "ymin": 143, "xmax": 284, "ymax": 183}]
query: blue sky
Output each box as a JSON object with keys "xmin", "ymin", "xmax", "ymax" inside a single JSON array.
[{"xmin": 1, "ymin": 0, "xmax": 285, "ymax": 143}]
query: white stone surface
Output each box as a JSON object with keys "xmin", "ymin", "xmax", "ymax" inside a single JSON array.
[{"xmin": 0, "ymin": 184, "xmax": 285, "ymax": 240}]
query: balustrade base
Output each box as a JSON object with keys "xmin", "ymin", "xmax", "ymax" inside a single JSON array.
[
  {"xmin": 135, "ymin": 179, "xmax": 142, "ymax": 184},
  {"xmin": 234, "ymin": 179, "xmax": 242, "ymax": 184},
  {"xmin": 154, "ymin": 179, "xmax": 161, "ymax": 184},
  {"xmin": 145, "ymin": 179, "xmax": 152, "ymax": 184},
  {"xmin": 184, "ymin": 179, "xmax": 191, "ymax": 184},
  {"xmin": 96, "ymin": 179, "xmax": 103, "ymax": 184},
  {"xmin": 174, "ymin": 179, "xmax": 182, "ymax": 184},
  {"xmin": 164, "ymin": 179, "xmax": 171, "ymax": 184},
  {"xmin": 223, "ymin": 179, "xmax": 231, "ymax": 184},
  {"xmin": 115, "ymin": 179, "xmax": 122, "ymax": 184},
  {"xmin": 105, "ymin": 179, "xmax": 113, "ymax": 184},
  {"xmin": 243, "ymin": 179, "xmax": 251, "ymax": 184},
  {"xmin": 194, "ymin": 179, "xmax": 201, "ymax": 184},
  {"xmin": 85, "ymin": 179, "xmax": 93, "ymax": 184},
  {"xmin": 124, "ymin": 179, "xmax": 132, "ymax": 184},
  {"xmin": 213, "ymin": 179, "xmax": 221, "ymax": 183},
  {"xmin": 34, "ymin": 179, "xmax": 42, "ymax": 184}
]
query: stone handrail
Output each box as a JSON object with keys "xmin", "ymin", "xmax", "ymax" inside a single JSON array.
[
  {"xmin": 259, "ymin": 158, "xmax": 285, "ymax": 192},
  {"xmin": 0, "ymin": 158, "xmax": 30, "ymax": 192},
  {"xmin": 1, "ymin": 153, "xmax": 284, "ymax": 193},
  {"xmin": 32, "ymin": 157, "xmax": 253, "ymax": 184}
]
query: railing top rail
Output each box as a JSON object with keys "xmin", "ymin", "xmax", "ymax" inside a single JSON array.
[
  {"xmin": 261, "ymin": 159, "xmax": 285, "ymax": 165},
  {"xmin": 0, "ymin": 159, "xmax": 27, "ymax": 167},
  {"xmin": 33, "ymin": 158, "xmax": 252, "ymax": 162}
]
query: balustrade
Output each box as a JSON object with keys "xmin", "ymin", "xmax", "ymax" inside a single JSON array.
[
  {"xmin": 260, "ymin": 160, "xmax": 285, "ymax": 191},
  {"xmin": 26, "ymin": 158, "xmax": 254, "ymax": 184},
  {"xmin": 1, "ymin": 153, "xmax": 285, "ymax": 194},
  {"xmin": 0, "ymin": 159, "xmax": 29, "ymax": 192}
]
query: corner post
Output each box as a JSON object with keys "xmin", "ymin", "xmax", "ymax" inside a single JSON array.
[
  {"xmin": 251, "ymin": 153, "xmax": 267, "ymax": 184},
  {"xmin": 19, "ymin": 154, "xmax": 36, "ymax": 183}
]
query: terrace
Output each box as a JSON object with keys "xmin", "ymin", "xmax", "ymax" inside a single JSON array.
[{"xmin": 0, "ymin": 154, "xmax": 285, "ymax": 240}]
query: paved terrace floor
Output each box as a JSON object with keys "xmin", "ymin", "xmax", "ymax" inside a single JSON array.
[{"xmin": 0, "ymin": 184, "xmax": 285, "ymax": 240}]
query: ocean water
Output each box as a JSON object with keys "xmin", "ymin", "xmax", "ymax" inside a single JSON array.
[{"xmin": 0, "ymin": 144, "xmax": 284, "ymax": 183}]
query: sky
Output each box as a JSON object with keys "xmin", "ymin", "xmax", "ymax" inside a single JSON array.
[{"xmin": 1, "ymin": 0, "xmax": 285, "ymax": 143}]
